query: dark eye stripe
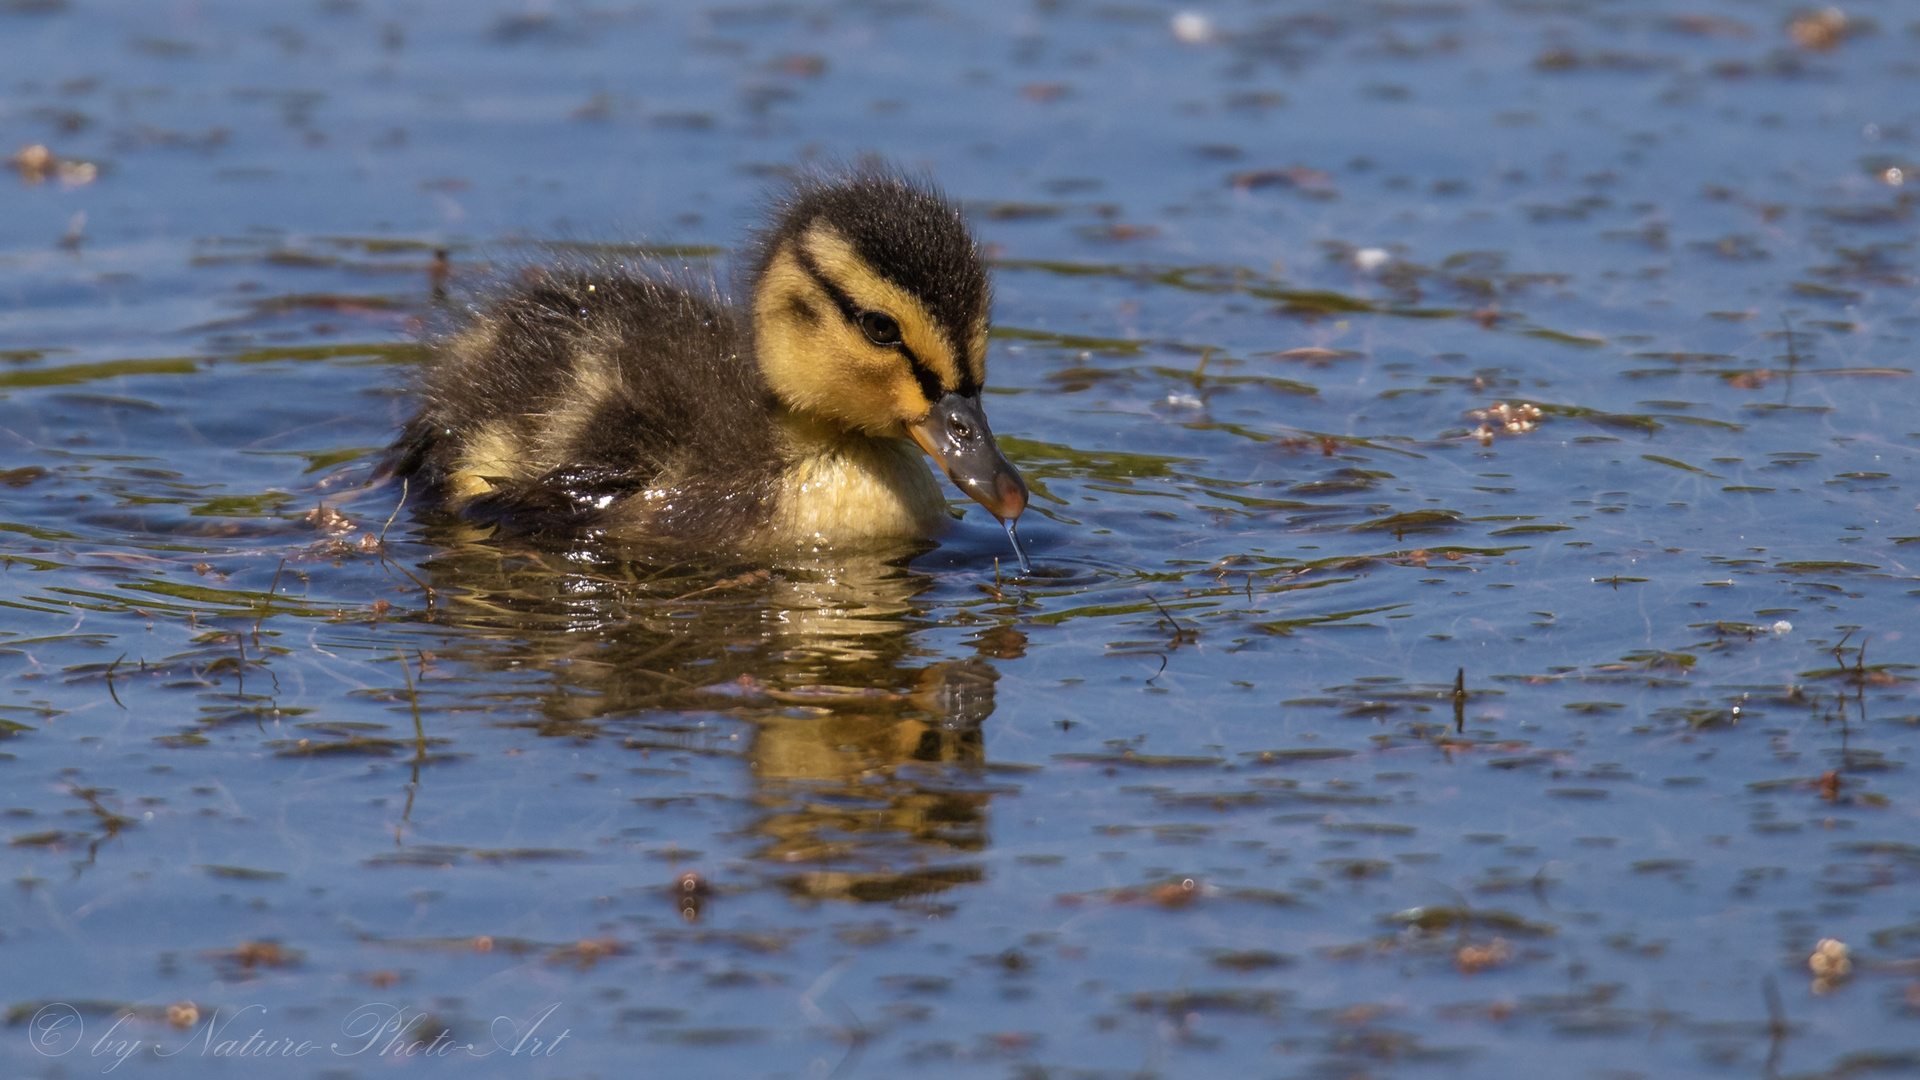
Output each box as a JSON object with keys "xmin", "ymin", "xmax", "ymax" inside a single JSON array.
[
  {"xmin": 898, "ymin": 347, "xmax": 944, "ymax": 407},
  {"xmin": 792, "ymin": 246, "xmax": 946, "ymax": 407},
  {"xmin": 792, "ymin": 246, "xmax": 863, "ymax": 324}
]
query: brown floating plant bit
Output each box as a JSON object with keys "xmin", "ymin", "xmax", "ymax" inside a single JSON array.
[
  {"xmin": 1266, "ymin": 346, "xmax": 1361, "ymax": 367},
  {"xmin": 1789, "ymin": 6, "xmax": 1851, "ymax": 50},
  {"xmin": 10, "ymin": 143, "xmax": 55, "ymax": 182},
  {"xmin": 551, "ymin": 937, "xmax": 623, "ymax": 969},
  {"xmin": 1466, "ymin": 402, "xmax": 1543, "ymax": 446},
  {"xmin": 1149, "ymin": 877, "xmax": 1201, "ymax": 909},
  {"xmin": 1818, "ymin": 769, "xmax": 1843, "ymax": 801},
  {"xmin": 1055, "ymin": 876, "xmax": 1207, "ymax": 910},
  {"xmin": 1332, "ymin": 1003, "xmax": 1390, "ymax": 1025},
  {"xmin": 675, "ymin": 870, "xmax": 711, "ymax": 922},
  {"xmin": 1455, "ymin": 937, "xmax": 1512, "ymax": 974},
  {"xmin": 304, "ymin": 504, "xmax": 354, "ymax": 534},
  {"xmin": 8, "ymin": 143, "xmax": 97, "ymax": 186},
  {"xmin": 1669, "ymin": 14, "xmax": 1755, "ymax": 37},
  {"xmin": 1809, "ymin": 937, "xmax": 1851, "ymax": 993},
  {"xmin": 1228, "ymin": 167, "xmax": 1332, "ymax": 192},
  {"xmin": 203, "ymin": 939, "xmax": 301, "ymax": 973}
]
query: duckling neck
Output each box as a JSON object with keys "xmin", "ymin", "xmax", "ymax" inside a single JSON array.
[{"xmin": 770, "ymin": 410, "xmax": 947, "ymax": 545}]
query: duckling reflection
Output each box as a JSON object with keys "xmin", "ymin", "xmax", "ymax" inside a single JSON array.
[{"xmin": 411, "ymin": 534, "xmax": 1015, "ymax": 904}]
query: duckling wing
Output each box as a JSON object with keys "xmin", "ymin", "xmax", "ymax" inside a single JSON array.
[{"xmin": 391, "ymin": 271, "xmax": 783, "ymax": 542}]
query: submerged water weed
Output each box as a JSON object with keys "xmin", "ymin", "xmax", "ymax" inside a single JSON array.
[{"xmin": 1, "ymin": 0, "xmax": 1918, "ymax": 1077}]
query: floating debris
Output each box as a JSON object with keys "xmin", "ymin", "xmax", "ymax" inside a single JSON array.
[
  {"xmin": 1789, "ymin": 7, "xmax": 1851, "ymax": 50},
  {"xmin": 1455, "ymin": 937, "xmax": 1512, "ymax": 974},
  {"xmin": 1058, "ymin": 875, "xmax": 1205, "ymax": 910},
  {"xmin": 549, "ymin": 937, "xmax": 623, "ymax": 969},
  {"xmin": 1353, "ymin": 248, "xmax": 1391, "ymax": 272},
  {"xmin": 303, "ymin": 504, "xmax": 353, "ymax": 534},
  {"xmin": 1229, "ymin": 167, "xmax": 1332, "ymax": 192},
  {"xmin": 1810, "ymin": 937, "xmax": 1852, "ymax": 992},
  {"xmin": 1170, "ymin": 11, "xmax": 1213, "ymax": 44},
  {"xmin": 8, "ymin": 143, "xmax": 96, "ymax": 186},
  {"xmin": 202, "ymin": 940, "xmax": 302, "ymax": 975},
  {"xmin": 1263, "ymin": 347, "xmax": 1363, "ymax": 366},
  {"xmin": 1467, "ymin": 402, "xmax": 1544, "ymax": 445},
  {"xmin": 674, "ymin": 870, "xmax": 710, "ymax": 922}
]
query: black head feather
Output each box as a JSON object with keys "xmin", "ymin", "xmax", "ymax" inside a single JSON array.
[{"xmin": 754, "ymin": 166, "xmax": 990, "ymax": 375}]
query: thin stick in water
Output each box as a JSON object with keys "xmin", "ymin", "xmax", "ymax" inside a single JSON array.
[
  {"xmin": 254, "ymin": 557, "xmax": 286, "ymax": 637},
  {"xmin": 379, "ymin": 478, "xmax": 408, "ymax": 547}
]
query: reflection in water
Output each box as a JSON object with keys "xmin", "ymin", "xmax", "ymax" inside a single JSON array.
[{"xmin": 414, "ymin": 531, "xmax": 1010, "ymax": 905}]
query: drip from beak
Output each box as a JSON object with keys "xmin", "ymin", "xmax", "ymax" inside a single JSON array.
[{"xmin": 909, "ymin": 392, "xmax": 1030, "ymax": 556}]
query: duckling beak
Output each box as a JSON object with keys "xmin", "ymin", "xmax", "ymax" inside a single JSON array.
[{"xmin": 909, "ymin": 392, "xmax": 1029, "ymax": 525}]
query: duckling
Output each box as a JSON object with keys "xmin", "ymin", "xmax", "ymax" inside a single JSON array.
[{"xmin": 386, "ymin": 167, "xmax": 1031, "ymax": 568}]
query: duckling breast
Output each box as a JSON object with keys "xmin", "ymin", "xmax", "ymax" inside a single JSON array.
[{"xmin": 770, "ymin": 435, "xmax": 947, "ymax": 545}]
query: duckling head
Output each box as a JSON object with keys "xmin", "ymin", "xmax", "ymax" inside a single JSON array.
[{"xmin": 751, "ymin": 169, "xmax": 1029, "ymax": 545}]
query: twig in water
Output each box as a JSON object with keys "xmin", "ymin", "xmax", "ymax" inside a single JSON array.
[
  {"xmin": 671, "ymin": 568, "xmax": 771, "ymax": 601},
  {"xmin": 825, "ymin": 1000, "xmax": 872, "ymax": 1080},
  {"xmin": 1762, "ymin": 974, "xmax": 1788, "ymax": 1078},
  {"xmin": 379, "ymin": 552, "xmax": 437, "ymax": 602},
  {"xmin": 397, "ymin": 649, "xmax": 428, "ymax": 842},
  {"xmin": 373, "ymin": 476, "xmax": 435, "ymax": 602},
  {"xmin": 1142, "ymin": 591, "xmax": 1199, "ymax": 646},
  {"xmin": 254, "ymin": 557, "xmax": 286, "ymax": 637},
  {"xmin": 104, "ymin": 653, "xmax": 126, "ymax": 710},
  {"xmin": 379, "ymin": 477, "xmax": 408, "ymax": 547},
  {"xmin": 1780, "ymin": 312, "xmax": 1800, "ymax": 407},
  {"xmin": 1529, "ymin": 863, "xmax": 1555, "ymax": 911},
  {"xmin": 398, "ymin": 650, "xmax": 425, "ymax": 748}
]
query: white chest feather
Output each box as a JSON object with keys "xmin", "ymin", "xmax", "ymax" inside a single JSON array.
[{"xmin": 772, "ymin": 436, "xmax": 947, "ymax": 544}]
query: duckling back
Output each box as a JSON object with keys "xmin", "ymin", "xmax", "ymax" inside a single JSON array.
[{"xmin": 389, "ymin": 270, "xmax": 786, "ymax": 543}]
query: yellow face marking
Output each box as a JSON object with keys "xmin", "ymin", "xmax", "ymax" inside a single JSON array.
[
  {"xmin": 799, "ymin": 223, "xmax": 961, "ymax": 396},
  {"xmin": 754, "ymin": 244, "xmax": 932, "ymax": 434}
]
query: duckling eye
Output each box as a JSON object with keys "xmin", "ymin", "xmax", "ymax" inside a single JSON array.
[{"xmin": 858, "ymin": 311, "xmax": 902, "ymax": 346}]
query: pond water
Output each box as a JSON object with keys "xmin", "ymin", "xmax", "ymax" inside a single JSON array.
[{"xmin": 2, "ymin": 0, "xmax": 1918, "ymax": 1076}]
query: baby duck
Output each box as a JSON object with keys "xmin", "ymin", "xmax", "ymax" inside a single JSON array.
[{"xmin": 387, "ymin": 167, "xmax": 1031, "ymax": 567}]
